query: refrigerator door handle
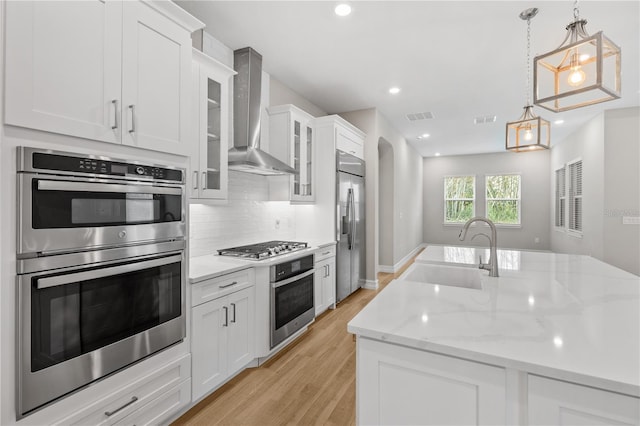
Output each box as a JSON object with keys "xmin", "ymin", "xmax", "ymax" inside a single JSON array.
[
  {"xmin": 350, "ymin": 189, "xmax": 356, "ymax": 251},
  {"xmin": 346, "ymin": 188, "xmax": 353, "ymax": 250}
]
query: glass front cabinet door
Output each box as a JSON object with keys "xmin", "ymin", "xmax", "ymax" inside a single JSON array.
[
  {"xmin": 190, "ymin": 49, "xmax": 235, "ymax": 200},
  {"xmin": 268, "ymin": 104, "xmax": 315, "ymax": 203}
]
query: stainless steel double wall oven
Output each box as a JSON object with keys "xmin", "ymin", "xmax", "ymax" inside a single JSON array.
[{"xmin": 16, "ymin": 147, "xmax": 187, "ymax": 417}]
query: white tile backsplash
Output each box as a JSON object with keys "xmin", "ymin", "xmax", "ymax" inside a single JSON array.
[{"xmin": 189, "ymin": 171, "xmax": 296, "ymax": 258}]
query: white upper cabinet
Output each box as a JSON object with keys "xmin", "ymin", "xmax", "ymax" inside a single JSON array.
[
  {"xmin": 268, "ymin": 104, "xmax": 315, "ymax": 203},
  {"xmin": 336, "ymin": 122, "xmax": 365, "ymax": 160},
  {"xmin": 5, "ymin": 1, "xmax": 202, "ymax": 156},
  {"xmin": 5, "ymin": 1, "xmax": 123, "ymax": 144},
  {"xmin": 190, "ymin": 50, "xmax": 235, "ymax": 200}
]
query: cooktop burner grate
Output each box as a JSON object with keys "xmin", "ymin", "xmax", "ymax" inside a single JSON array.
[{"xmin": 217, "ymin": 241, "xmax": 308, "ymax": 260}]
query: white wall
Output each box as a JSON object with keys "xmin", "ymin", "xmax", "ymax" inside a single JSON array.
[
  {"xmin": 423, "ymin": 150, "xmax": 551, "ymax": 251},
  {"xmin": 378, "ymin": 139, "xmax": 394, "ymax": 267},
  {"xmin": 550, "ymin": 113, "xmax": 605, "ymax": 258},
  {"xmin": 551, "ymin": 107, "xmax": 639, "ymax": 275},
  {"xmin": 269, "ymin": 76, "xmax": 327, "ymax": 118},
  {"xmin": 603, "ymin": 107, "xmax": 640, "ymax": 275}
]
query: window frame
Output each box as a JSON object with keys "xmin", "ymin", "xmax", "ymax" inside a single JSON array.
[
  {"xmin": 567, "ymin": 158, "xmax": 583, "ymax": 237},
  {"xmin": 554, "ymin": 166, "xmax": 566, "ymax": 231},
  {"xmin": 443, "ymin": 175, "xmax": 476, "ymax": 225},
  {"xmin": 484, "ymin": 173, "xmax": 522, "ymax": 226}
]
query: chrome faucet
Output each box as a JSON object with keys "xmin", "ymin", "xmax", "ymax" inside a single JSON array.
[{"xmin": 458, "ymin": 217, "xmax": 499, "ymax": 277}]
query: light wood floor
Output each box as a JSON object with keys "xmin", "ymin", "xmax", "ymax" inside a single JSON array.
[{"xmin": 173, "ymin": 250, "xmax": 422, "ymax": 426}]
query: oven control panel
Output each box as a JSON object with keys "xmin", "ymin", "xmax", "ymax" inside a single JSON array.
[
  {"xmin": 26, "ymin": 150, "xmax": 183, "ymax": 183},
  {"xmin": 270, "ymin": 254, "xmax": 314, "ymax": 282}
]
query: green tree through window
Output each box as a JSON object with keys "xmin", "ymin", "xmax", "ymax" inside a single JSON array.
[
  {"xmin": 444, "ymin": 176, "xmax": 475, "ymax": 223},
  {"xmin": 486, "ymin": 174, "xmax": 521, "ymax": 225}
]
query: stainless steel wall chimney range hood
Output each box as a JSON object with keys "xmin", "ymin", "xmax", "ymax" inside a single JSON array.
[{"xmin": 230, "ymin": 47, "xmax": 297, "ymax": 176}]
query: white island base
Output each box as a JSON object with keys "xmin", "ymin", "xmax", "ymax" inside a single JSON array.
[
  {"xmin": 349, "ymin": 247, "xmax": 640, "ymax": 425},
  {"xmin": 356, "ymin": 336, "xmax": 638, "ymax": 425}
]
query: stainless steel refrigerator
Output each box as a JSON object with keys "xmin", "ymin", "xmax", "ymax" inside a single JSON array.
[{"xmin": 336, "ymin": 150, "xmax": 366, "ymax": 303}]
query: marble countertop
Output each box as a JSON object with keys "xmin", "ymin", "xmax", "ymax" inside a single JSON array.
[
  {"xmin": 189, "ymin": 241, "xmax": 336, "ymax": 283},
  {"xmin": 348, "ymin": 246, "xmax": 640, "ymax": 396}
]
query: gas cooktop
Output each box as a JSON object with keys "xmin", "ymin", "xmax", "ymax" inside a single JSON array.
[{"xmin": 217, "ymin": 241, "xmax": 308, "ymax": 260}]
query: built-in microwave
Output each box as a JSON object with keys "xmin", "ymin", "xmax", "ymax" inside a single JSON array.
[
  {"xmin": 15, "ymin": 147, "xmax": 187, "ymax": 418},
  {"xmin": 17, "ymin": 147, "xmax": 185, "ymax": 257}
]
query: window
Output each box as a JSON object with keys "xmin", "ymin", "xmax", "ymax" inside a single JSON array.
[
  {"xmin": 555, "ymin": 167, "xmax": 566, "ymax": 228},
  {"xmin": 444, "ymin": 176, "xmax": 475, "ymax": 223},
  {"xmin": 485, "ymin": 174, "xmax": 521, "ymax": 225},
  {"xmin": 568, "ymin": 159, "xmax": 583, "ymax": 233}
]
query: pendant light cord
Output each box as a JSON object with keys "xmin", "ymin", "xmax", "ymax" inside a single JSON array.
[
  {"xmin": 526, "ymin": 15, "xmax": 532, "ymax": 106},
  {"xmin": 573, "ymin": 0, "xmax": 580, "ymax": 21}
]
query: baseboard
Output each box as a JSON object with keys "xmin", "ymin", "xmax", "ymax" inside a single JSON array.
[
  {"xmin": 362, "ymin": 279, "xmax": 378, "ymax": 290},
  {"xmin": 378, "ymin": 243, "xmax": 428, "ymax": 273}
]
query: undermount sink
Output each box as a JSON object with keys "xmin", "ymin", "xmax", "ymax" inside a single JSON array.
[{"xmin": 398, "ymin": 263, "xmax": 483, "ymax": 289}]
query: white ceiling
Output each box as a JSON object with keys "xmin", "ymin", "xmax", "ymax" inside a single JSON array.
[{"xmin": 177, "ymin": 1, "xmax": 640, "ymax": 157}]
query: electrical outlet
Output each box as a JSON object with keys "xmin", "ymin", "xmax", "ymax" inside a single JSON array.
[{"xmin": 275, "ymin": 219, "xmax": 280, "ymax": 229}]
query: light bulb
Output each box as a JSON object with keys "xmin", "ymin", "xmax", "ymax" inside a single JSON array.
[
  {"xmin": 523, "ymin": 128, "xmax": 533, "ymax": 141},
  {"xmin": 568, "ymin": 51, "xmax": 586, "ymax": 87},
  {"xmin": 568, "ymin": 68, "xmax": 586, "ymax": 86}
]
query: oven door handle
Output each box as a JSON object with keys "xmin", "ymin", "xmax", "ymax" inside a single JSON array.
[
  {"xmin": 35, "ymin": 254, "xmax": 183, "ymax": 290},
  {"xmin": 271, "ymin": 269, "xmax": 314, "ymax": 289},
  {"xmin": 37, "ymin": 179, "xmax": 182, "ymax": 195}
]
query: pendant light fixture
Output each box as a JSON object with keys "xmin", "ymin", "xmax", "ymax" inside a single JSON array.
[
  {"xmin": 533, "ymin": 0, "xmax": 621, "ymax": 112},
  {"xmin": 506, "ymin": 8, "xmax": 550, "ymax": 152}
]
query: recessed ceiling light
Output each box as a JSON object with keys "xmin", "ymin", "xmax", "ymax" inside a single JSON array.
[
  {"xmin": 554, "ymin": 119, "xmax": 565, "ymax": 125},
  {"xmin": 389, "ymin": 87, "xmax": 400, "ymax": 95},
  {"xmin": 417, "ymin": 133, "xmax": 430, "ymax": 140},
  {"xmin": 434, "ymin": 152, "xmax": 441, "ymax": 157},
  {"xmin": 334, "ymin": 4, "xmax": 351, "ymax": 16}
]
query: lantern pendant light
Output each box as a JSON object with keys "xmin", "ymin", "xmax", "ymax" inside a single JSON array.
[
  {"xmin": 533, "ymin": 0, "xmax": 621, "ymax": 112},
  {"xmin": 506, "ymin": 8, "xmax": 550, "ymax": 152}
]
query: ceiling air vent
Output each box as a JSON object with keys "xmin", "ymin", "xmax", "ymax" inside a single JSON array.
[
  {"xmin": 406, "ymin": 111, "xmax": 435, "ymax": 121},
  {"xmin": 474, "ymin": 115, "xmax": 497, "ymax": 124}
]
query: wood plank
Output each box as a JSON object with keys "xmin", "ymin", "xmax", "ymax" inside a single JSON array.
[{"xmin": 173, "ymin": 248, "xmax": 424, "ymax": 425}]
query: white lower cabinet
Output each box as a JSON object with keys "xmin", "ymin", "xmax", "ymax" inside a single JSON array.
[
  {"xmin": 314, "ymin": 247, "xmax": 336, "ymax": 316},
  {"xmin": 357, "ymin": 337, "xmax": 506, "ymax": 425},
  {"xmin": 528, "ymin": 375, "xmax": 639, "ymax": 425},
  {"xmin": 115, "ymin": 379, "xmax": 191, "ymax": 426},
  {"xmin": 53, "ymin": 354, "xmax": 191, "ymax": 426},
  {"xmin": 191, "ymin": 272, "xmax": 255, "ymax": 401}
]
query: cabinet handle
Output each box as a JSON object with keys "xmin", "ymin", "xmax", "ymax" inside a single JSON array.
[
  {"xmin": 219, "ymin": 281, "xmax": 238, "ymax": 289},
  {"xmin": 193, "ymin": 171, "xmax": 198, "ymax": 190},
  {"xmin": 105, "ymin": 396, "xmax": 138, "ymax": 417},
  {"xmin": 223, "ymin": 306, "xmax": 228, "ymax": 327},
  {"xmin": 111, "ymin": 100, "xmax": 118, "ymax": 130},
  {"xmin": 201, "ymin": 172, "xmax": 207, "ymax": 189},
  {"xmin": 325, "ymin": 265, "xmax": 329, "ymax": 277},
  {"xmin": 321, "ymin": 251, "xmax": 331, "ymax": 256},
  {"xmin": 128, "ymin": 104, "xmax": 136, "ymax": 134},
  {"xmin": 230, "ymin": 303, "xmax": 236, "ymax": 323}
]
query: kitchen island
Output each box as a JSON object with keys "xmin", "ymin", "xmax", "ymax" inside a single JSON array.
[{"xmin": 348, "ymin": 246, "xmax": 640, "ymax": 425}]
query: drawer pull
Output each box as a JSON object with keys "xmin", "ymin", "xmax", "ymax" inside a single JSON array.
[
  {"xmin": 219, "ymin": 280, "xmax": 239, "ymax": 289},
  {"xmin": 105, "ymin": 396, "xmax": 138, "ymax": 417},
  {"xmin": 321, "ymin": 251, "xmax": 331, "ymax": 256}
]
